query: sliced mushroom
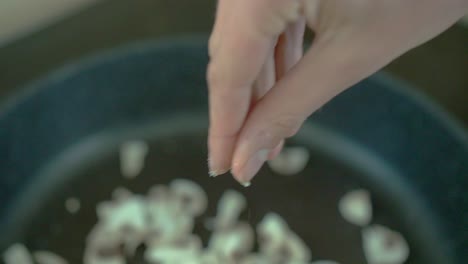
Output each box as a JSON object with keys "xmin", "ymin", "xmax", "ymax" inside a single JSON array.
[
  {"xmin": 3, "ymin": 244, "xmax": 34, "ymax": 264},
  {"xmin": 213, "ymin": 190, "xmax": 247, "ymax": 230},
  {"xmin": 267, "ymin": 147, "xmax": 309, "ymax": 175},
  {"xmin": 33, "ymin": 251, "xmax": 68, "ymax": 264},
  {"xmin": 338, "ymin": 189, "xmax": 372, "ymax": 226},
  {"xmin": 145, "ymin": 235, "xmax": 202, "ymax": 263},
  {"xmin": 282, "ymin": 232, "xmax": 311, "ymax": 262},
  {"xmin": 257, "ymin": 213, "xmax": 311, "ymax": 262},
  {"xmin": 146, "ymin": 188, "xmax": 195, "ymax": 243},
  {"xmin": 85, "ymin": 224, "xmax": 123, "ymax": 257},
  {"xmin": 119, "ymin": 140, "xmax": 149, "ymax": 178},
  {"xmin": 169, "ymin": 179, "xmax": 208, "ymax": 217},
  {"xmin": 94, "ymin": 194, "xmax": 148, "ymax": 257},
  {"xmin": 362, "ymin": 225, "xmax": 409, "ymax": 264},
  {"xmin": 240, "ymin": 254, "xmax": 274, "ymax": 264},
  {"xmin": 257, "ymin": 213, "xmax": 289, "ymax": 253},
  {"xmin": 208, "ymin": 222, "xmax": 254, "ymax": 261},
  {"xmin": 199, "ymin": 251, "xmax": 235, "ymax": 264},
  {"xmin": 83, "ymin": 252, "xmax": 125, "ymax": 264},
  {"xmin": 97, "ymin": 195, "xmax": 147, "ymax": 234}
]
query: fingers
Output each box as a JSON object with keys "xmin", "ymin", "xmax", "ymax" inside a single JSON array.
[
  {"xmin": 227, "ymin": 20, "xmax": 305, "ymax": 183},
  {"xmin": 207, "ymin": 0, "xmax": 279, "ymax": 176},
  {"xmin": 253, "ymin": 44, "xmax": 276, "ymax": 102},
  {"xmin": 275, "ymin": 19, "xmax": 306, "ymax": 79},
  {"xmin": 231, "ymin": 36, "xmax": 386, "ymax": 183}
]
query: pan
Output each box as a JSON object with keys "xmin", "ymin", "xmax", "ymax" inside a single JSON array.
[{"xmin": 0, "ymin": 37, "xmax": 466, "ymax": 264}]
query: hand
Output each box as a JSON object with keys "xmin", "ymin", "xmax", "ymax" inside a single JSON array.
[{"xmin": 207, "ymin": 0, "xmax": 468, "ymax": 184}]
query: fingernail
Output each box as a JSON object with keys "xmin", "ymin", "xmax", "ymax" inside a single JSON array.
[
  {"xmin": 239, "ymin": 149, "xmax": 269, "ymax": 183},
  {"xmin": 239, "ymin": 181, "xmax": 251, "ymax": 187},
  {"xmin": 208, "ymin": 157, "xmax": 228, "ymax": 177}
]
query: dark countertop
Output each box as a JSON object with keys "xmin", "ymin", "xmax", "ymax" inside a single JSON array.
[{"xmin": 0, "ymin": 0, "xmax": 467, "ymax": 125}]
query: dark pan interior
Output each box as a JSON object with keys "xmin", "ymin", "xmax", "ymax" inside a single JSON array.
[
  {"xmin": 0, "ymin": 116, "xmax": 430, "ymax": 263},
  {"xmin": 0, "ymin": 37, "xmax": 466, "ymax": 263}
]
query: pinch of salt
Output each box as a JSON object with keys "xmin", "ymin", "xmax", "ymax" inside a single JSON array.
[
  {"xmin": 362, "ymin": 224, "xmax": 409, "ymax": 264},
  {"xmin": 338, "ymin": 189, "xmax": 372, "ymax": 226},
  {"xmin": 267, "ymin": 147, "xmax": 310, "ymax": 175},
  {"xmin": 119, "ymin": 140, "xmax": 149, "ymax": 178}
]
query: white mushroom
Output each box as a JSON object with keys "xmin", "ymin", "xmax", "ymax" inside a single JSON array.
[
  {"xmin": 145, "ymin": 235, "xmax": 202, "ymax": 263},
  {"xmin": 3, "ymin": 244, "xmax": 34, "ymax": 264},
  {"xmin": 94, "ymin": 193, "xmax": 148, "ymax": 256},
  {"xmin": 267, "ymin": 147, "xmax": 309, "ymax": 175},
  {"xmin": 145, "ymin": 210, "xmax": 194, "ymax": 244},
  {"xmin": 240, "ymin": 254, "xmax": 274, "ymax": 264},
  {"xmin": 362, "ymin": 225, "xmax": 410, "ymax": 264},
  {"xmin": 257, "ymin": 213, "xmax": 290, "ymax": 253},
  {"xmin": 119, "ymin": 140, "xmax": 149, "ymax": 178},
  {"xmin": 212, "ymin": 190, "xmax": 247, "ymax": 230},
  {"xmin": 199, "ymin": 251, "xmax": 234, "ymax": 264},
  {"xmin": 282, "ymin": 232, "xmax": 312, "ymax": 262},
  {"xmin": 257, "ymin": 213, "xmax": 311, "ymax": 263},
  {"xmin": 83, "ymin": 252, "xmax": 125, "ymax": 264},
  {"xmin": 84, "ymin": 223, "xmax": 127, "ymax": 264},
  {"xmin": 338, "ymin": 189, "xmax": 372, "ymax": 226},
  {"xmin": 33, "ymin": 251, "xmax": 68, "ymax": 264},
  {"xmin": 208, "ymin": 222, "xmax": 254, "ymax": 261},
  {"xmin": 96, "ymin": 195, "xmax": 147, "ymax": 233},
  {"xmin": 169, "ymin": 179, "xmax": 208, "ymax": 217}
]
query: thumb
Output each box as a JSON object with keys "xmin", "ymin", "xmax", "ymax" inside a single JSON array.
[{"xmin": 231, "ymin": 38, "xmax": 395, "ymax": 184}]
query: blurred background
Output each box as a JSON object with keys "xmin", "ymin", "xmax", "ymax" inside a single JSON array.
[{"xmin": 0, "ymin": 0, "xmax": 467, "ymax": 125}]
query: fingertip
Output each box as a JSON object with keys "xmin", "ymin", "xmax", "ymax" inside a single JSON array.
[{"xmin": 208, "ymin": 134, "xmax": 235, "ymax": 177}]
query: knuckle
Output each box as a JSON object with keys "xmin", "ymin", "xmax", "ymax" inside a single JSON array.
[{"xmin": 270, "ymin": 114, "xmax": 303, "ymax": 138}]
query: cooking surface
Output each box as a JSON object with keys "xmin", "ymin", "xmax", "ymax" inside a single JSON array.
[
  {"xmin": 2, "ymin": 125, "xmax": 421, "ymax": 263},
  {"xmin": 0, "ymin": 35, "xmax": 466, "ymax": 263}
]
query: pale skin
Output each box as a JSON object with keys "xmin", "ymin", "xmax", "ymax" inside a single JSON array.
[{"xmin": 207, "ymin": 0, "xmax": 468, "ymax": 185}]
